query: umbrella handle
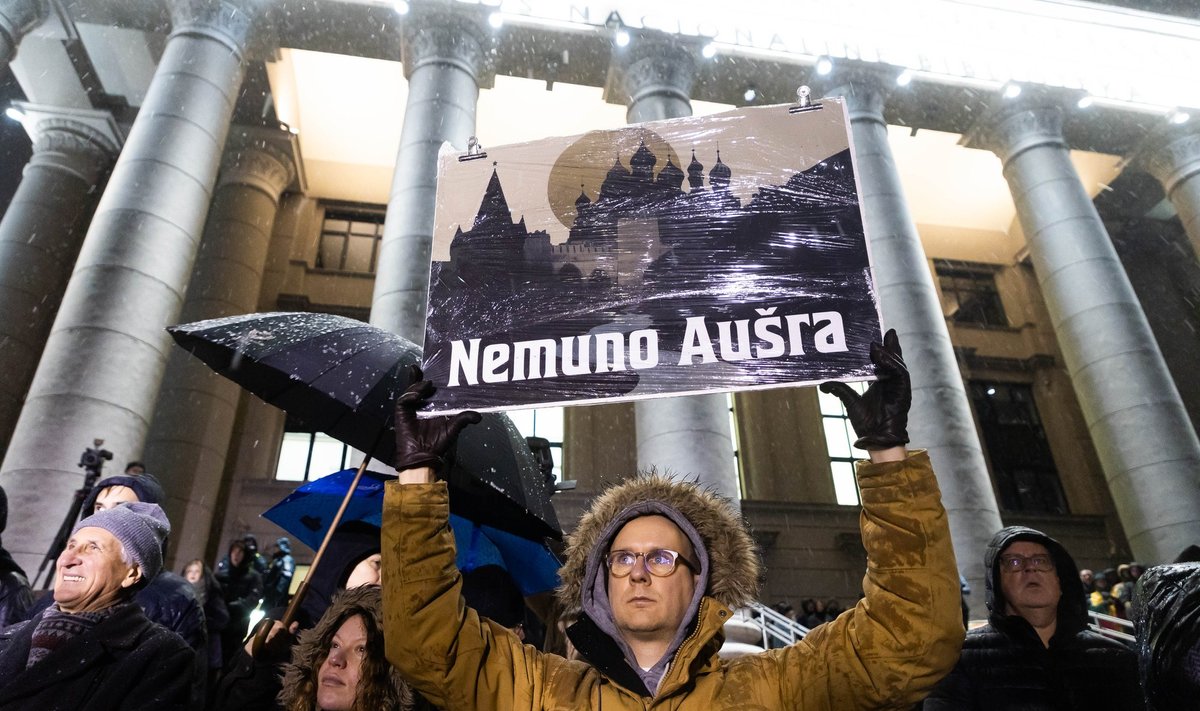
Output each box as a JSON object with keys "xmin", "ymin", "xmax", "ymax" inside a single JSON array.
[{"xmin": 252, "ymin": 454, "xmax": 374, "ymax": 659}]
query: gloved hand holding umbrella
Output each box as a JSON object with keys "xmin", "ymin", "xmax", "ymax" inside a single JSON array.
[{"xmin": 393, "ymin": 369, "xmax": 482, "ymax": 474}]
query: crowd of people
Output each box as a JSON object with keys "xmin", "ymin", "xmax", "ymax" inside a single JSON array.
[{"xmin": 0, "ymin": 331, "xmax": 1195, "ymax": 710}]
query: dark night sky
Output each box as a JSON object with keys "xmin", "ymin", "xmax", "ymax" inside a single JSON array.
[{"xmin": 0, "ymin": 68, "xmax": 33, "ymax": 217}]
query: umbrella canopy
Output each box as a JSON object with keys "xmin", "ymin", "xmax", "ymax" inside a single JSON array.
[
  {"xmin": 264, "ymin": 468, "xmax": 561, "ymax": 595},
  {"xmin": 169, "ymin": 312, "xmax": 561, "ymax": 541}
]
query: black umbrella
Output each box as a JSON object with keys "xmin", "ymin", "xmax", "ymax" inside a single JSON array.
[{"xmin": 167, "ymin": 312, "xmax": 562, "ymax": 542}]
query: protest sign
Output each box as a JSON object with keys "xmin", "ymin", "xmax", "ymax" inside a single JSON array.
[{"xmin": 421, "ymin": 98, "xmax": 881, "ymax": 414}]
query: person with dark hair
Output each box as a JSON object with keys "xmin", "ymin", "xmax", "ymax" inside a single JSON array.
[
  {"xmin": 213, "ymin": 522, "xmax": 385, "ymax": 710},
  {"xmin": 123, "ymin": 461, "xmax": 146, "ymax": 475},
  {"xmin": 0, "ymin": 502, "xmax": 193, "ymax": 708},
  {"xmin": 1133, "ymin": 562, "xmax": 1200, "ymax": 710},
  {"xmin": 384, "ymin": 332, "xmax": 964, "ymax": 710},
  {"xmin": 278, "ymin": 585, "xmax": 411, "ymax": 711},
  {"xmin": 243, "ymin": 534, "xmax": 270, "ymax": 576},
  {"xmin": 924, "ymin": 525, "xmax": 1143, "ymax": 709},
  {"xmin": 0, "ymin": 486, "xmax": 32, "ymax": 630},
  {"xmin": 217, "ymin": 539, "xmax": 265, "ymax": 669}
]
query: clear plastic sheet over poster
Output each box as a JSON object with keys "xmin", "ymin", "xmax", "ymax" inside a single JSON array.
[{"xmin": 421, "ymin": 99, "xmax": 881, "ymax": 415}]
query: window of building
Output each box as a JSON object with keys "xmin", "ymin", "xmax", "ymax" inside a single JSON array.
[
  {"xmin": 317, "ymin": 206, "xmax": 386, "ymax": 273},
  {"xmin": 275, "ymin": 415, "xmax": 366, "ymax": 482},
  {"xmin": 934, "ymin": 259, "xmax": 1008, "ymax": 328},
  {"xmin": 505, "ymin": 407, "xmax": 565, "ymax": 482},
  {"xmin": 969, "ymin": 381, "xmax": 1068, "ymax": 514},
  {"xmin": 818, "ymin": 381, "xmax": 869, "ymax": 506}
]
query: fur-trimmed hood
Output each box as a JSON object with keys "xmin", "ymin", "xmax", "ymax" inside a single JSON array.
[
  {"xmin": 557, "ymin": 472, "xmax": 761, "ymax": 616},
  {"xmin": 279, "ymin": 585, "xmax": 411, "ymax": 711}
]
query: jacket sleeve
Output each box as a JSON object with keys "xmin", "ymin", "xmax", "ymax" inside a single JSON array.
[
  {"xmin": 775, "ymin": 451, "xmax": 964, "ymax": 710},
  {"xmin": 382, "ymin": 481, "xmax": 554, "ymax": 711}
]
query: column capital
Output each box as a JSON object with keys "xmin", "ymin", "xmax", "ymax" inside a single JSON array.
[
  {"xmin": 813, "ymin": 64, "xmax": 898, "ymax": 123},
  {"xmin": 962, "ymin": 91, "xmax": 1070, "ymax": 165},
  {"xmin": 399, "ymin": 2, "xmax": 493, "ymax": 87},
  {"xmin": 168, "ymin": 0, "xmax": 271, "ymax": 58},
  {"xmin": 218, "ymin": 126, "xmax": 299, "ymax": 204},
  {"xmin": 604, "ymin": 30, "xmax": 698, "ymax": 110},
  {"xmin": 16, "ymin": 103, "xmax": 122, "ymax": 184},
  {"xmin": 0, "ymin": 0, "xmax": 44, "ymax": 44},
  {"xmin": 1132, "ymin": 127, "xmax": 1200, "ymax": 197}
]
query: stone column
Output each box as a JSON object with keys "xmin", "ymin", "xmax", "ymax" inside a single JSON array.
[
  {"xmin": 0, "ymin": 108, "xmax": 120, "ymax": 453},
  {"xmin": 826, "ymin": 69, "xmax": 1001, "ymax": 609},
  {"xmin": 0, "ymin": 0, "xmax": 267, "ymax": 574},
  {"xmin": 1139, "ymin": 128, "xmax": 1200, "ymax": 263},
  {"xmin": 0, "ymin": 0, "xmax": 44, "ymax": 71},
  {"xmin": 605, "ymin": 34, "xmax": 740, "ymax": 502},
  {"xmin": 144, "ymin": 128, "xmax": 296, "ymax": 568},
  {"xmin": 971, "ymin": 100, "xmax": 1200, "ymax": 563},
  {"xmin": 371, "ymin": 3, "xmax": 490, "ymax": 342}
]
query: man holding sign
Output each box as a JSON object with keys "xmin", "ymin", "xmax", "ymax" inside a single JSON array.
[{"xmin": 381, "ymin": 330, "xmax": 963, "ymax": 709}]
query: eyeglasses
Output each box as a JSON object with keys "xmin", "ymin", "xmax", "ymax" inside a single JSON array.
[
  {"xmin": 605, "ymin": 549, "xmax": 697, "ymax": 578},
  {"xmin": 998, "ymin": 554, "xmax": 1055, "ymax": 573}
]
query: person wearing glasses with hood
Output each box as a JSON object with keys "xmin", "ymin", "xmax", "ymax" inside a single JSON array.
[
  {"xmin": 383, "ymin": 330, "xmax": 963, "ymax": 710},
  {"xmin": 924, "ymin": 525, "xmax": 1143, "ymax": 709}
]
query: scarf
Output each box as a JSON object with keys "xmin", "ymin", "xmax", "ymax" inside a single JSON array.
[{"xmin": 26, "ymin": 604, "xmax": 118, "ymax": 669}]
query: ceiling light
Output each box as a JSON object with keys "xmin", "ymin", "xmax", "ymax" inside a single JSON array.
[
  {"xmin": 702, "ymin": 43, "xmax": 717, "ymax": 59},
  {"xmin": 1002, "ymin": 83, "xmax": 1022, "ymax": 99},
  {"xmin": 393, "ymin": 0, "xmax": 409, "ymax": 15},
  {"xmin": 1076, "ymin": 95, "xmax": 1094, "ymax": 109},
  {"xmin": 986, "ymin": 387, "xmax": 996, "ymax": 396},
  {"xmin": 488, "ymin": 11, "xmax": 504, "ymax": 29},
  {"xmin": 743, "ymin": 87, "xmax": 757, "ymax": 102},
  {"xmin": 614, "ymin": 29, "xmax": 630, "ymax": 47},
  {"xmin": 895, "ymin": 69, "xmax": 914, "ymax": 87},
  {"xmin": 1170, "ymin": 110, "xmax": 1190, "ymax": 125},
  {"xmin": 4, "ymin": 107, "xmax": 24, "ymax": 123},
  {"xmin": 816, "ymin": 57, "xmax": 833, "ymax": 75}
]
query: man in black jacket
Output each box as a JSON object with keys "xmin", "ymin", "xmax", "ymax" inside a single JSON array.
[
  {"xmin": 924, "ymin": 525, "xmax": 1143, "ymax": 710},
  {"xmin": 0, "ymin": 502, "xmax": 193, "ymax": 709}
]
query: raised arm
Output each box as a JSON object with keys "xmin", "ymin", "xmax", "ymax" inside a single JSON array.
[{"xmin": 772, "ymin": 330, "xmax": 963, "ymax": 708}]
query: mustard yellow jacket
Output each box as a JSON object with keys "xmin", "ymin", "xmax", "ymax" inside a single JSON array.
[{"xmin": 382, "ymin": 451, "xmax": 963, "ymax": 710}]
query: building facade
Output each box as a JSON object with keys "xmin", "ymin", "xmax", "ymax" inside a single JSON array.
[{"xmin": 0, "ymin": 0, "xmax": 1197, "ymax": 616}]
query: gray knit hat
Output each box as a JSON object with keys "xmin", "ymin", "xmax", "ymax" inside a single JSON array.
[{"xmin": 73, "ymin": 501, "xmax": 170, "ymax": 581}]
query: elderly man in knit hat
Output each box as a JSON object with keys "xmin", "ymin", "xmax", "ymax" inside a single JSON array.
[{"xmin": 0, "ymin": 502, "xmax": 194, "ymax": 709}]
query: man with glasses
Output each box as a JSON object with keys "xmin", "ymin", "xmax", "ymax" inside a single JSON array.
[
  {"xmin": 381, "ymin": 330, "xmax": 964, "ymax": 709},
  {"xmin": 924, "ymin": 526, "xmax": 1143, "ymax": 709}
]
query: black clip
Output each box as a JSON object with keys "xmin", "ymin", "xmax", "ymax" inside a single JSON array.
[{"xmin": 459, "ymin": 136, "xmax": 488, "ymax": 162}]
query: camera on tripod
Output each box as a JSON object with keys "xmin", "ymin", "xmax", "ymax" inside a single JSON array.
[{"xmin": 79, "ymin": 438, "xmax": 113, "ymax": 473}]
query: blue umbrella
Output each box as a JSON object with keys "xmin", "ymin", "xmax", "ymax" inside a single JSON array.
[{"xmin": 264, "ymin": 468, "xmax": 562, "ymax": 596}]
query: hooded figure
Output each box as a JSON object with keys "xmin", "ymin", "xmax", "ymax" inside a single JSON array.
[
  {"xmin": 1133, "ymin": 562, "xmax": 1200, "ymax": 710},
  {"xmin": 278, "ymin": 586, "xmax": 412, "ymax": 711},
  {"xmin": 924, "ymin": 525, "xmax": 1143, "ymax": 710}
]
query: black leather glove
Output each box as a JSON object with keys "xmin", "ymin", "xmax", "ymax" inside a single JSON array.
[
  {"xmin": 818, "ymin": 329, "xmax": 910, "ymax": 450},
  {"xmin": 394, "ymin": 367, "xmax": 482, "ymax": 473}
]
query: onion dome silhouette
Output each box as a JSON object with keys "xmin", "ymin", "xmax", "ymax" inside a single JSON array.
[
  {"xmin": 709, "ymin": 149, "xmax": 732, "ymax": 190},
  {"xmin": 655, "ymin": 156, "xmax": 684, "ymax": 191},
  {"xmin": 687, "ymin": 149, "xmax": 705, "ymax": 191},
  {"xmin": 574, "ymin": 185, "xmax": 591, "ymax": 208},
  {"xmin": 630, "ymin": 139, "xmax": 657, "ymax": 181}
]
